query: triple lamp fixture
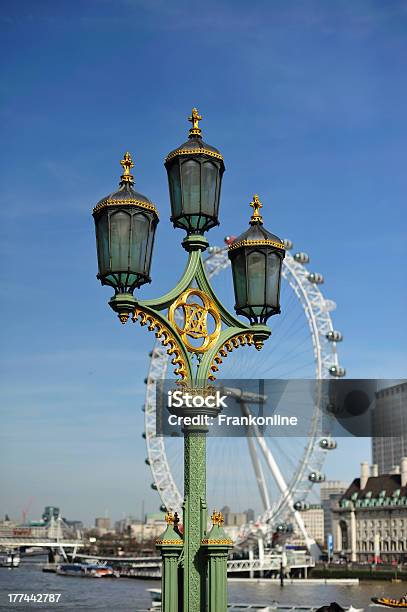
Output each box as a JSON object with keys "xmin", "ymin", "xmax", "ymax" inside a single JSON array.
[{"xmin": 92, "ymin": 109, "xmax": 285, "ymax": 324}]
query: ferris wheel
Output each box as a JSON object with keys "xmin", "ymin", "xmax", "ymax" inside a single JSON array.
[{"xmin": 143, "ymin": 239, "xmax": 345, "ymax": 548}]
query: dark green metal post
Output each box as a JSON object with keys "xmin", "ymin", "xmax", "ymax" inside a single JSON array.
[{"xmin": 183, "ymin": 428, "xmax": 208, "ymax": 611}]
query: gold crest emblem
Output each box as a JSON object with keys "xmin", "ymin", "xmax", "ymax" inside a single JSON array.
[{"xmin": 168, "ymin": 288, "xmax": 221, "ymax": 353}]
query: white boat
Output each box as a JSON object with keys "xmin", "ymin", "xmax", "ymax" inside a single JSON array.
[
  {"xmin": 0, "ymin": 551, "xmax": 21, "ymax": 568},
  {"xmin": 56, "ymin": 563, "xmax": 115, "ymax": 578},
  {"xmin": 147, "ymin": 588, "xmax": 162, "ymax": 608}
]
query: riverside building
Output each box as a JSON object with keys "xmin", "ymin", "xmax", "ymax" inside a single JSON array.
[{"xmin": 332, "ymin": 460, "xmax": 407, "ymax": 562}]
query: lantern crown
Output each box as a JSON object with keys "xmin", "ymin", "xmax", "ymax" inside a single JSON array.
[
  {"xmin": 249, "ymin": 194, "xmax": 263, "ymax": 225},
  {"xmin": 165, "ymin": 108, "xmax": 224, "ymax": 164},
  {"xmin": 188, "ymin": 107, "xmax": 203, "ymax": 138},
  {"xmin": 120, "ymin": 151, "xmax": 134, "ymax": 184},
  {"xmin": 229, "ymin": 196, "xmax": 285, "ymax": 252},
  {"xmin": 93, "ymin": 152, "xmax": 157, "ymax": 216}
]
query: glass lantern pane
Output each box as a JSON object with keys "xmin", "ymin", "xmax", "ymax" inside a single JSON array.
[
  {"xmin": 247, "ymin": 250, "xmax": 266, "ymax": 306},
  {"xmin": 169, "ymin": 164, "xmax": 182, "ymax": 217},
  {"xmin": 201, "ymin": 161, "xmax": 217, "ymax": 215},
  {"xmin": 181, "ymin": 159, "xmax": 200, "ymax": 214},
  {"xmin": 96, "ymin": 214, "xmax": 110, "ymax": 275},
  {"xmin": 232, "ymin": 251, "xmax": 247, "ymax": 307},
  {"xmin": 110, "ymin": 211, "xmax": 131, "ymax": 270},
  {"xmin": 130, "ymin": 213, "xmax": 150, "ymax": 274},
  {"xmin": 266, "ymin": 252, "xmax": 282, "ymax": 307},
  {"xmin": 145, "ymin": 218, "xmax": 156, "ymax": 275}
]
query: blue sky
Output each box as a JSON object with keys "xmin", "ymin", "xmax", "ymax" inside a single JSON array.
[{"xmin": 1, "ymin": 0, "xmax": 406, "ymax": 525}]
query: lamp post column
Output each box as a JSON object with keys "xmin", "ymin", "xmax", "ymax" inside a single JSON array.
[{"xmin": 183, "ymin": 426, "xmax": 208, "ymax": 612}]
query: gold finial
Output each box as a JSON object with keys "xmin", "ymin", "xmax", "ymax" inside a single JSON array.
[
  {"xmin": 211, "ymin": 510, "xmax": 224, "ymax": 527},
  {"xmin": 120, "ymin": 151, "xmax": 134, "ymax": 184},
  {"xmin": 165, "ymin": 512, "xmax": 174, "ymax": 525},
  {"xmin": 249, "ymin": 194, "xmax": 263, "ymax": 225},
  {"xmin": 188, "ymin": 107, "xmax": 203, "ymax": 137}
]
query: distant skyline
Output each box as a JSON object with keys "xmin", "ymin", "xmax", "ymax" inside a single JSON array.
[{"xmin": 1, "ymin": 0, "xmax": 406, "ymax": 524}]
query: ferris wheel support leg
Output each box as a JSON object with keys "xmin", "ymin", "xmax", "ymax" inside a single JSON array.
[
  {"xmin": 183, "ymin": 427, "xmax": 207, "ymax": 612},
  {"xmin": 257, "ymin": 432, "xmax": 321, "ymax": 560},
  {"xmin": 241, "ymin": 403, "xmax": 321, "ymax": 560},
  {"xmin": 246, "ymin": 433, "xmax": 271, "ymax": 511}
]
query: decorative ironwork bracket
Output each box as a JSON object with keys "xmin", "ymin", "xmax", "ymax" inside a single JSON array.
[{"xmin": 109, "ymin": 236, "xmax": 271, "ymax": 385}]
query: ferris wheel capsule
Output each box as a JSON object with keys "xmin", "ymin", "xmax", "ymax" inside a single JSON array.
[
  {"xmin": 145, "ymin": 458, "xmax": 150, "ymax": 465},
  {"xmin": 294, "ymin": 252, "xmax": 309, "ymax": 264},
  {"xmin": 319, "ymin": 437, "xmax": 337, "ymax": 450},
  {"xmin": 293, "ymin": 501, "xmax": 310, "ymax": 511},
  {"xmin": 276, "ymin": 522, "xmax": 293, "ymax": 533},
  {"xmin": 326, "ymin": 330, "xmax": 343, "ymax": 342},
  {"xmin": 308, "ymin": 471, "xmax": 325, "ymax": 482},
  {"xmin": 322, "ymin": 299, "xmax": 337, "ymax": 312},
  {"xmin": 329, "ymin": 365, "xmax": 346, "ymax": 377},
  {"xmin": 283, "ymin": 239, "xmax": 293, "ymax": 250},
  {"xmin": 308, "ymin": 272, "xmax": 324, "ymax": 284},
  {"xmin": 151, "ymin": 483, "xmax": 158, "ymax": 490}
]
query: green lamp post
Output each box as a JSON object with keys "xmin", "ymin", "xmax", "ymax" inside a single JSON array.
[{"xmin": 92, "ymin": 109, "xmax": 285, "ymax": 612}]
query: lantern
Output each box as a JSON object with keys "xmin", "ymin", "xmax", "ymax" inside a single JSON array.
[
  {"xmin": 92, "ymin": 152, "xmax": 159, "ymax": 295},
  {"xmin": 165, "ymin": 108, "xmax": 225, "ymax": 235},
  {"xmin": 228, "ymin": 195, "xmax": 285, "ymax": 324}
]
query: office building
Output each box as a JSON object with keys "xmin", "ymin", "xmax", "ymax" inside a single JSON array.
[{"xmin": 372, "ymin": 382, "xmax": 407, "ymax": 474}]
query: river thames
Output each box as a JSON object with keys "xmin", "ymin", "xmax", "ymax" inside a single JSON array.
[{"xmin": 0, "ymin": 559, "xmax": 404, "ymax": 611}]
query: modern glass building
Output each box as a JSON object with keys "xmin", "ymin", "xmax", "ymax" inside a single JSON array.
[{"xmin": 372, "ymin": 382, "xmax": 407, "ymax": 474}]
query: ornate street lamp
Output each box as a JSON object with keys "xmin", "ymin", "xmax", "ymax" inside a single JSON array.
[
  {"xmin": 165, "ymin": 108, "xmax": 225, "ymax": 237},
  {"xmin": 92, "ymin": 152, "xmax": 159, "ymax": 322},
  {"xmin": 228, "ymin": 194, "xmax": 285, "ymax": 324},
  {"xmin": 92, "ymin": 109, "xmax": 285, "ymax": 612}
]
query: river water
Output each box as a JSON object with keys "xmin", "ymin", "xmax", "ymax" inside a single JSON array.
[{"xmin": 0, "ymin": 558, "xmax": 404, "ymax": 611}]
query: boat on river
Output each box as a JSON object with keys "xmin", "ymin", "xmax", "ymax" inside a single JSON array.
[
  {"xmin": 371, "ymin": 598, "xmax": 407, "ymax": 608},
  {"xmin": 56, "ymin": 563, "xmax": 117, "ymax": 578},
  {"xmin": 0, "ymin": 551, "xmax": 20, "ymax": 568}
]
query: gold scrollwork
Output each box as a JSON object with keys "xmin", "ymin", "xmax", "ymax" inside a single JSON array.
[
  {"xmin": 132, "ymin": 308, "xmax": 188, "ymax": 383},
  {"xmin": 208, "ymin": 332, "xmax": 260, "ymax": 381},
  {"xmin": 168, "ymin": 289, "xmax": 221, "ymax": 354},
  {"xmin": 156, "ymin": 539, "xmax": 183, "ymax": 545}
]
